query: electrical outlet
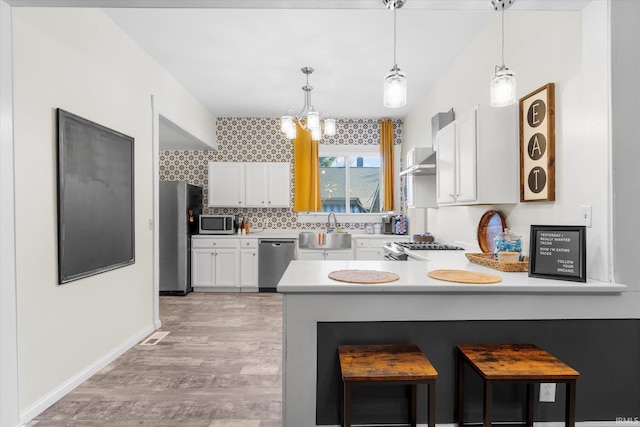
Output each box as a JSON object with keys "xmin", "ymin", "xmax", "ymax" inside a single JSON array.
[
  {"xmin": 581, "ymin": 205, "xmax": 592, "ymax": 227},
  {"xmin": 540, "ymin": 383, "xmax": 556, "ymax": 402}
]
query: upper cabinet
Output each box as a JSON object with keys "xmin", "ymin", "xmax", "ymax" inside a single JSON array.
[
  {"xmin": 208, "ymin": 162, "xmax": 245, "ymax": 207},
  {"xmin": 436, "ymin": 104, "xmax": 518, "ymax": 206},
  {"xmin": 245, "ymin": 162, "xmax": 291, "ymax": 208},
  {"xmin": 209, "ymin": 162, "xmax": 290, "ymax": 208}
]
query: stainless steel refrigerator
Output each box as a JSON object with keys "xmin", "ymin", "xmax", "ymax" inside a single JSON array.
[{"xmin": 159, "ymin": 181, "xmax": 202, "ymax": 295}]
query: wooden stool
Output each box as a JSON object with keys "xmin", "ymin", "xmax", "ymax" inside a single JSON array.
[
  {"xmin": 455, "ymin": 344, "xmax": 580, "ymax": 427},
  {"xmin": 338, "ymin": 344, "xmax": 437, "ymax": 427}
]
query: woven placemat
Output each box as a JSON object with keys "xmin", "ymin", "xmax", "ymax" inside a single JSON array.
[
  {"xmin": 427, "ymin": 269, "xmax": 501, "ymax": 284},
  {"xmin": 328, "ymin": 270, "xmax": 400, "ymax": 284}
]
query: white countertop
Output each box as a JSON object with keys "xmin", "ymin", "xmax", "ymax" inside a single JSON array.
[
  {"xmin": 192, "ymin": 230, "xmax": 405, "ymax": 240},
  {"xmin": 277, "ymin": 252, "xmax": 627, "ymax": 294}
]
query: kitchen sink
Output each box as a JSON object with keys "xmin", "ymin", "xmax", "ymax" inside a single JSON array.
[{"xmin": 298, "ymin": 231, "xmax": 352, "ymax": 250}]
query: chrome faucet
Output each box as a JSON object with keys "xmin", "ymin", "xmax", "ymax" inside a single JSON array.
[{"xmin": 327, "ymin": 212, "xmax": 337, "ymax": 233}]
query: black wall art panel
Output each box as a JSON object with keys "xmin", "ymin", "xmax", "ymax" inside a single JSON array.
[{"xmin": 57, "ymin": 109, "xmax": 135, "ymax": 284}]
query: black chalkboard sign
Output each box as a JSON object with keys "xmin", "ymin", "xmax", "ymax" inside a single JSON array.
[
  {"xmin": 57, "ymin": 109, "xmax": 135, "ymax": 284},
  {"xmin": 528, "ymin": 225, "xmax": 586, "ymax": 282}
]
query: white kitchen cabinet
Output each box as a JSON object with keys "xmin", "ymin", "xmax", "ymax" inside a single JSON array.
[
  {"xmin": 297, "ymin": 249, "xmax": 353, "ymax": 260},
  {"xmin": 436, "ymin": 104, "xmax": 518, "ymax": 206},
  {"xmin": 240, "ymin": 239, "xmax": 259, "ymax": 291},
  {"xmin": 208, "ymin": 162, "xmax": 245, "ymax": 207},
  {"xmin": 245, "ymin": 162, "xmax": 290, "ymax": 208},
  {"xmin": 209, "ymin": 162, "xmax": 290, "ymax": 208},
  {"xmin": 354, "ymin": 236, "xmax": 410, "ymax": 260},
  {"xmin": 191, "ymin": 238, "xmax": 240, "ymax": 291}
]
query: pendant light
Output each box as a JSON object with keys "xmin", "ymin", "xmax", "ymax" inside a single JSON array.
[
  {"xmin": 383, "ymin": 0, "xmax": 407, "ymax": 109},
  {"xmin": 490, "ymin": 0, "xmax": 516, "ymax": 107},
  {"xmin": 280, "ymin": 67, "xmax": 335, "ymax": 141}
]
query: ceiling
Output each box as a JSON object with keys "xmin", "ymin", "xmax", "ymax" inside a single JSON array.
[
  {"xmin": 100, "ymin": 0, "xmax": 590, "ymax": 124},
  {"xmin": 8, "ymin": 0, "xmax": 590, "ymax": 149}
]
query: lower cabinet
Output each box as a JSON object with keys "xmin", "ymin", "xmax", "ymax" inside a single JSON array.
[
  {"xmin": 297, "ymin": 249, "xmax": 353, "ymax": 260},
  {"xmin": 192, "ymin": 238, "xmax": 241, "ymax": 291},
  {"xmin": 353, "ymin": 236, "xmax": 410, "ymax": 260},
  {"xmin": 240, "ymin": 239, "xmax": 259, "ymax": 292}
]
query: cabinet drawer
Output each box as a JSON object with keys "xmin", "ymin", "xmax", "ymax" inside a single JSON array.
[
  {"xmin": 192, "ymin": 238, "xmax": 240, "ymax": 249},
  {"xmin": 355, "ymin": 239, "xmax": 370, "ymax": 248},
  {"xmin": 240, "ymin": 239, "xmax": 258, "ymax": 249}
]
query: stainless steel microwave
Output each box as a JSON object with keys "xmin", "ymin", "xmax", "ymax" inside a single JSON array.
[{"xmin": 199, "ymin": 215, "xmax": 235, "ymax": 234}]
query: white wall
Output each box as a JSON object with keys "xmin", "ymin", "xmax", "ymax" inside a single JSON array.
[
  {"xmin": 12, "ymin": 7, "xmax": 216, "ymax": 417},
  {"xmin": 403, "ymin": 5, "xmax": 612, "ymax": 281},
  {"xmin": 0, "ymin": 2, "xmax": 20, "ymax": 426},
  {"xmin": 611, "ymin": 1, "xmax": 640, "ymax": 291}
]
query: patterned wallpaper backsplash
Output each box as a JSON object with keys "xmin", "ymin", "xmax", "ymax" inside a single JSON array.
[{"xmin": 160, "ymin": 117, "xmax": 404, "ymax": 231}]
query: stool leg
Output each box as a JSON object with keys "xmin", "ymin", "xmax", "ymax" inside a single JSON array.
[
  {"xmin": 526, "ymin": 383, "xmax": 534, "ymax": 427},
  {"xmin": 455, "ymin": 349, "xmax": 464, "ymax": 424},
  {"xmin": 409, "ymin": 384, "xmax": 417, "ymax": 427},
  {"xmin": 566, "ymin": 381, "xmax": 576, "ymax": 427},
  {"xmin": 483, "ymin": 380, "xmax": 493, "ymax": 427},
  {"xmin": 343, "ymin": 381, "xmax": 352, "ymax": 427},
  {"xmin": 428, "ymin": 381, "xmax": 436, "ymax": 427}
]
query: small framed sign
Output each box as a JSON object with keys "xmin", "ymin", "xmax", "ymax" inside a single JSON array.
[
  {"xmin": 529, "ymin": 225, "xmax": 586, "ymax": 282},
  {"xmin": 520, "ymin": 83, "xmax": 555, "ymax": 202}
]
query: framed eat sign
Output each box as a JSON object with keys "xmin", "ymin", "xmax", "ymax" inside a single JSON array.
[{"xmin": 520, "ymin": 83, "xmax": 555, "ymax": 202}]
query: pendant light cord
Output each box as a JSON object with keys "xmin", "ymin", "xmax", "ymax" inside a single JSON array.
[
  {"xmin": 501, "ymin": 6, "xmax": 505, "ymax": 67},
  {"xmin": 393, "ymin": 6, "xmax": 397, "ymax": 67}
]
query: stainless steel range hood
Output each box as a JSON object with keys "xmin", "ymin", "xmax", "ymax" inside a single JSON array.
[{"xmin": 399, "ymin": 147, "xmax": 436, "ymax": 176}]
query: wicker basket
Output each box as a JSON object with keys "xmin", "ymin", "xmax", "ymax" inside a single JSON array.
[{"xmin": 465, "ymin": 253, "xmax": 529, "ymax": 273}]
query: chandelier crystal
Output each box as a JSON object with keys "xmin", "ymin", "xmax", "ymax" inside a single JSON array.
[
  {"xmin": 490, "ymin": 0, "xmax": 516, "ymax": 107},
  {"xmin": 280, "ymin": 67, "xmax": 335, "ymax": 142},
  {"xmin": 383, "ymin": 0, "xmax": 407, "ymax": 109}
]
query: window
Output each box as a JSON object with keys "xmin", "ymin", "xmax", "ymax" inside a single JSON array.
[{"xmin": 320, "ymin": 154, "xmax": 382, "ymax": 213}]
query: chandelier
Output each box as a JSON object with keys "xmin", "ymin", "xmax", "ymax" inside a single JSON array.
[
  {"xmin": 383, "ymin": 0, "xmax": 407, "ymax": 108},
  {"xmin": 489, "ymin": 0, "xmax": 517, "ymax": 107},
  {"xmin": 280, "ymin": 67, "xmax": 336, "ymax": 141}
]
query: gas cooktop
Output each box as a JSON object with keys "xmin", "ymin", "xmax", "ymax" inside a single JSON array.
[{"xmin": 394, "ymin": 242, "xmax": 464, "ymax": 251}]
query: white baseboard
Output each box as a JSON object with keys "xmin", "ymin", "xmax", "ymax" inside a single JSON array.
[
  {"xmin": 19, "ymin": 322, "xmax": 157, "ymax": 424},
  {"xmin": 324, "ymin": 423, "xmax": 628, "ymax": 427}
]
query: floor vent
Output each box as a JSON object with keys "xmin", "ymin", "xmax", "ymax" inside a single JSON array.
[{"xmin": 140, "ymin": 331, "xmax": 170, "ymax": 346}]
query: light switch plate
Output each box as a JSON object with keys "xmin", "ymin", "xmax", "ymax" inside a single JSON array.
[{"xmin": 581, "ymin": 205, "xmax": 592, "ymax": 227}]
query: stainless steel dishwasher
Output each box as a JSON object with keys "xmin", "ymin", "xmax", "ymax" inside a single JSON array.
[{"xmin": 258, "ymin": 239, "xmax": 297, "ymax": 292}]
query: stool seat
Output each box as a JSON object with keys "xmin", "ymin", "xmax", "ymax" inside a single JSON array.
[
  {"xmin": 338, "ymin": 344, "xmax": 437, "ymax": 427},
  {"xmin": 455, "ymin": 344, "xmax": 579, "ymax": 427}
]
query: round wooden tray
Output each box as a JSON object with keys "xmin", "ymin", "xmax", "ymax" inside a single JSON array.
[
  {"xmin": 427, "ymin": 269, "xmax": 501, "ymax": 284},
  {"xmin": 477, "ymin": 210, "xmax": 506, "ymax": 253},
  {"xmin": 328, "ymin": 270, "xmax": 400, "ymax": 284}
]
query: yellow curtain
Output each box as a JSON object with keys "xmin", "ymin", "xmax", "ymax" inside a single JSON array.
[
  {"xmin": 293, "ymin": 124, "xmax": 322, "ymax": 212},
  {"xmin": 380, "ymin": 119, "xmax": 395, "ymax": 211}
]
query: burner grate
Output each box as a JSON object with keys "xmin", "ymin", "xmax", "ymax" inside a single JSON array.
[{"xmin": 395, "ymin": 242, "xmax": 464, "ymax": 251}]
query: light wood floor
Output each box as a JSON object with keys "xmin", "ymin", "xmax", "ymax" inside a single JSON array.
[{"xmin": 31, "ymin": 293, "xmax": 283, "ymax": 427}]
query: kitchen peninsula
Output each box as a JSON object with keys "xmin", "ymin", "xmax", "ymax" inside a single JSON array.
[{"xmin": 278, "ymin": 256, "xmax": 633, "ymax": 426}]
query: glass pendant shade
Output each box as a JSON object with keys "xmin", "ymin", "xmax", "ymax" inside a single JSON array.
[
  {"xmin": 306, "ymin": 110, "xmax": 320, "ymax": 130},
  {"xmin": 281, "ymin": 115, "xmax": 293, "ymax": 133},
  {"xmin": 324, "ymin": 118, "xmax": 336, "ymax": 136},
  {"xmin": 285, "ymin": 123, "xmax": 297, "ymax": 139},
  {"xmin": 311, "ymin": 127, "xmax": 321, "ymax": 141},
  {"xmin": 384, "ymin": 67, "xmax": 407, "ymax": 108},
  {"xmin": 490, "ymin": 66, "xmax": 516, "ymax": 107}
]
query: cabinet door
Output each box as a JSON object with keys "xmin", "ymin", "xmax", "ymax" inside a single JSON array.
[
  {"xmin": 214, "ymin": 249, "xmax": 240, "ymax": 287},
  {"xmin": 436, "ymin": 124, "xmax": 457, "ymax": 204},
  {"xmin": 208, "ymin": 162, "xmax": 245, "ymax": 207},
  {"xmin": 245, "ymin": 163, "xmax": 268, "ymax": 207},
  {"xmin": 192, "ymin": 249, "xmax": 215, "ymax": 287},
  {"xmin": 455, "ymin": 109, "xmax": 477, "ymax": 203},
  {"xmin": 326, "ymin": 250, "xmax": 354, "ymax": 260},
  {"xmin": 240, "ymin": 249, "xmax": 258, "ymax": 288},
  {"xmin": 296, "ymin": 250, "xmax": 324, "ymax": 260},
  {"xmin": 355, "ymin": 248, "xmax": 384, "ymax": 260},
  {"xmin": 267, "ymin": 162, "xmax": 291, "ymax": 207}
]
